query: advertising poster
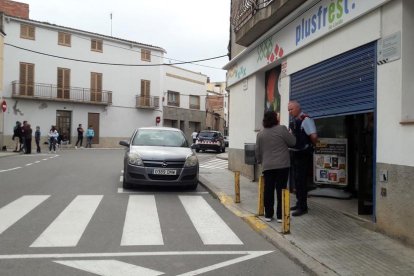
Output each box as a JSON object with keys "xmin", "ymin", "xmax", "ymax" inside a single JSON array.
[
  {"xmin": 264, "ymin": 66, "xmax": 282, "ymax": 118},
  {"xmin": 314, "ymin": 138, "xmax": 347, "ymax": 186}
]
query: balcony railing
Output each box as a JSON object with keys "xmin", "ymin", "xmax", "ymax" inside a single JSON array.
[
  {"xmin": 12, "ymin": 81, "xmax": 112, "ymax": 105},
  {"xmin": 135, "ymin": 95, "xmax": 160, "ymax": 109},
  {"xmin": 231, "ymin": 0, "xmax": 274, "ymax": 31}
]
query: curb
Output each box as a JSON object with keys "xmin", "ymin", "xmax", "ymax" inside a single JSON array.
[{"xmin": 199, "ymin": 175, "xmax": 338, "ymax": 276}]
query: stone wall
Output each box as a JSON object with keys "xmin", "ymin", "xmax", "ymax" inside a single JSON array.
[{"xmin": 376, "ymin": 162, "xmax": 414, "ymax": 246}]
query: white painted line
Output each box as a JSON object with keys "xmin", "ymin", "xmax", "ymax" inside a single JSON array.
[
  {"xmin": 121, "ymin": 195, "xmax": 163, "ymax": 246},
  {"xmin": 25, "ymin": 163, "xmax": 33, "ymax": 166},
  {"xmin": 54, "ymin": 260, "xmax": 164, "ymax": 276},
  {"xmin": 34, "ymin": 161, "xmax": 40, "ymax": 164},
  {"xmin": 0, "ymin": 250, "xmax": 272, "ymax": 260},
  {"xmin": 179, "ymin": 196, "xmax": 243, "ymax": 245},
  {"xmin": 30, "ymin": 195, "xmax": 103, "ymax": 247},
  {"xmin": 42, "ymin": 159, "xmax": 48, "ymax": 161},
  {"xmin": 176, "ymin": 251, "xmax": 272, "ymax": 276},
  {"xmin": 0, "ymin": 167, "xmax": 22, "ymax": 172},
  {"xmin": 0, "ymin": 195, "xmax": 50, "ymax": 235},
  {"xmin": 117, "ymin": 188, "xmax": 208, "ymax": 195}
]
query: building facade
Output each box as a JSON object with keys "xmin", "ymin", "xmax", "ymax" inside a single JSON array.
[
  {"xmin": 1, "ymin": 8, "xmax": 166, "ymax": 148},
  {"xmin": 206, "ymin": 81, "xmax": 228, "ymax": 135},
  {"xmin": 225, "ymin": 0, "xmax": 414, "ymax": 244},
  {"xmin": 163, "ymin": 65, "xmax": 207, "ymax": 142}
]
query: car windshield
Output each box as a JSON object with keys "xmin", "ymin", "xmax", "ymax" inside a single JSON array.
[
  {"xmin": 132, "ymin": 129, "xmax": 188, "ymax": 147},
  {"xmin": 199, "ymin": 132, "xmax": 218, "ymax": 138}
]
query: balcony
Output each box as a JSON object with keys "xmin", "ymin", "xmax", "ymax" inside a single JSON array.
[
  {"xmin": 135, "ymin": 95, "xmax": 160, "ymax": 109},
  {"xmin": 12, "ymin": 81, "xmax": 112, "ymax": 105},
  {"xmin": 231, "ymin": 0, "xmax": 306, "ymax": 47}
]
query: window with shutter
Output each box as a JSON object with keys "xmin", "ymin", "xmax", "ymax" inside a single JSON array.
[
  {"xmin": 91, "ymin": 39, "xmax": 103, "ymax": 52},
  {"xmin": 140, "ymin": 80, "xmax": 151, "ymax": 106},
  {"xmin": 57, "ymin": 68, "xmax": 71, "ymax": 99},
  {"xmin": 141, "ymin": 49, "xmax": 151, "ymax": 62},
  {"xmin": 19, "ymin": 63, "xmax": 35, "ymax": 96},
  {"xmin": 91, "ymin": 72, "xmax": 103, "ymax": 102},
  {"xmin": 167, "ymin": 91, "xmax": 180, "ymax": 107},
  {"xmin": 20, "ymin": 24, "xmax": 35, "ymax": 40},
  {"xmin": 58, "ymin": 32, "xmax": 71, "ymax": 47},
  {"xmin": 189, "ymin": 95, "xmax": 200, "ymax": 109}
]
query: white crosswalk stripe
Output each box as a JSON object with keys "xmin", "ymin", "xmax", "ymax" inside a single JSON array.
[
  {"xmin": 0, "ymin": 194, "xmax": 242, "ymax": 248},
  {"xmin": 31, "ymin": 195, "xmax": 103, "ymax": 247},
  {"xmin": 179, "ymin": 196, "xmax": 243, "ymax": 245},
  {"xmin": 121, "ymin": 195, "xmax": 163, "ymax": 246},
  {"xmin": 0, "ymin": 195, "xmax": 50, "ymax": 235},
  {"xmin": 200, "ymin": 159, "xmax": 228, "ymax": 170}
]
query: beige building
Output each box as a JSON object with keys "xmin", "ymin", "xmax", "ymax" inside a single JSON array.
[{"xmin": 205, "ymin": 81, "xmax": 228, "ymax": 135}]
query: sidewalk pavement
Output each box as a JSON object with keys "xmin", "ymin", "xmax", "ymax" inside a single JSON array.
[{"xmin": 199, "ymin": 152, "xmax": 414, "ymax": 276}]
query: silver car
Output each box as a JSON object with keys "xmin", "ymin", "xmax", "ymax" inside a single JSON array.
[{"xmin": 119, "ymin": 127, "xmax": 199, "ymax": 189}]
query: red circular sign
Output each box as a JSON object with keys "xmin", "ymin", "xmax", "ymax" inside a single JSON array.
[
  {"xmin": 156, "ymin": 116, "xmax": 161, "ymax": 124},
  {"xmin": 1, "ymin": 100, "xmax": 6, "ymax": 112}
]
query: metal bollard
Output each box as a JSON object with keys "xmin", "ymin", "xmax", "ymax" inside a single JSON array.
[
  {"xmin": 234, "ymin": 171, "xmax": 240, "ymax": 203},
  {"xmin": 257, "ymin": 175, "xmax": 264, "ymax": 216},
  {"xmin": 282, "ymin": 189, "xmax": 290, "ymax": 234}
]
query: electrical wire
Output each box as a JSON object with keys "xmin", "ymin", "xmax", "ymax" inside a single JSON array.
[{"xmin": 5, "ymin": 43, "xmax": 228, "ymax": 68}]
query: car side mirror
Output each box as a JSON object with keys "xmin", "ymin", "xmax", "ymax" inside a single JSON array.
[{"xmin": 119, "ymin": 140, "xmax": 130, "ymax": 147}]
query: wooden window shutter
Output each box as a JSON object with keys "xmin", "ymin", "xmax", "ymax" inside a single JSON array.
[
  {"xmin": 28, "ymin": 26, "xmax": 35, "ymax": 39},
  {"xmin": 20, "ymin": 25, "xmax": 27, "ymax": 37},
  {"xmin": 19, "ymin": 63, "xmax": 26, "ymax": 83},
  {"xmin": 97, "ymin": 40, "xmax": 103, "ymax": 51},
  {"xmin": 27, "ymin": 64, "xmax": 34, "ymax": 84},
  {"xmin": 97, "ymin": 73, "xmax": 102, "ymax": 91},
  {"xmin": 58, "ymin": 68, "xmax": 63, "ymax": 88},
  {"xmin": 58, "ymin": 32, "xmax": 64, "ymax": 44}
]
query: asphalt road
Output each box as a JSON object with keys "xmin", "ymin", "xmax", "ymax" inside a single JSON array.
[{"xmin": 0, "ymin": 149, "xmax": 307, "ymax": 275}]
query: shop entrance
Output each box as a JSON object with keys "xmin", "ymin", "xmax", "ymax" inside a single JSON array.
[{"xmin": 315, "ymin": 112, "xmax": 374, "ymax": 216}]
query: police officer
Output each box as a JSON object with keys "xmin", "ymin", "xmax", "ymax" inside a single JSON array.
[{"xmin": 288, "ymin": 100, "xmax": 318, "ymax": 216}]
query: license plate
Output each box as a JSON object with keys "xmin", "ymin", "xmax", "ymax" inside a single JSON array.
[{"xmin": 153, "ymin": 169, "xmax": 177, "ymax": 175}]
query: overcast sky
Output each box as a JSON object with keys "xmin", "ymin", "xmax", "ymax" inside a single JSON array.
[{"xmin": 19, "ymin": 0, "xmax": 231, "ymax": 81}]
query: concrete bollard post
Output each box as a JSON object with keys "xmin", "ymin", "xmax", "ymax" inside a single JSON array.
[
  {"xmin": 282, "ymin": 188, "xmax": 290, "ymax": 234},
  {"xmin": 234, "ymin": 171, "xmax": 240, "ymax": 203},
  {"xmin": 257, "ymin": 175, "xmax": 264, "ymax": 216}
]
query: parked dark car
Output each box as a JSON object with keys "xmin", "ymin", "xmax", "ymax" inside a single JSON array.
[
  {"xmin": 195, "ymin": 130, "xmax": 225, "ymax": 153},
  {"xmin": 119, "ymin": 127, "xmax": 199, "ymax": 190}
]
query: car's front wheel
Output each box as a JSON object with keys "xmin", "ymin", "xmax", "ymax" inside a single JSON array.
[{"xmin": 123, "ymin": 171, "xmax": 132, "ymax": 189}]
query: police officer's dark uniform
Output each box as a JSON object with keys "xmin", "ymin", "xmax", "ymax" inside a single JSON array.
[{"xmin": 290, "ymin": 113, "xmax": 314, "ymax": 216}]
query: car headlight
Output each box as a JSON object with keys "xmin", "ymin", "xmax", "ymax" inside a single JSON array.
[
  {"xmin": 127, "ymin": 152, "xmax": 144, "ymax": 166},
  {"xmin": 184, "ymin": 154, "xmax": 198, "ymax": 167}
]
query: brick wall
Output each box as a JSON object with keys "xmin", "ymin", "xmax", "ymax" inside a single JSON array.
[{"xmin": 0, "ymin": 0, "xmax": 29, "ymax": 19}]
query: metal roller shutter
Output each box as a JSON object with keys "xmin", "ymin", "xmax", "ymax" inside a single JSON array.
[{"xmin": 290, "ymin": 42, "xmax": 376, "ymax": 118}]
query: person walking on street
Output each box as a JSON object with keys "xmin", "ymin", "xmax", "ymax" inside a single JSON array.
[
  {"xmin": 24, "ymin": 124, "xmax": 33, "ymax": 154},
  {"xmin": 35, "ymin": 126, "xmax": 41, "ymax": 153},
  {"xmin": 12, "ymin": 121, "xmax": 22, "ymax": 152},
  {"xmin": 255, "ymin": 111, "xmax": 296, "ymax": 222},
  {"xmin": 75, "ymin": 124, "xmax": 84, "ymax": 149},
  {"xmin": 85, "ymin": 125, "xmax": 95, "ymax": 148},
  {"xmin": 48, "ymin": 126, "xmax": 59, "ymax": 153},
  {"xmin": 288, "ymin": 100, "xmax": 318, "ymax": 217},
  {"xmin": 191, "ymin": 131, "xmax": 199, "ymax": 144}
]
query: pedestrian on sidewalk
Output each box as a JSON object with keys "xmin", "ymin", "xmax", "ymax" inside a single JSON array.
[
  {"xmin": 48, "ymin": 126, "xmax": 59, "ymax": 153},
  {"xmin": 20, "ymin": 120, "xmax": 28, "ymax": 153},
  {"xmin": 12, "ymin": 121, "xmax": 22, "ymax": 152},
  {"xmin": 75, "ymin": 124, "xmax": 84, "ymax": 149},
  {"xmin": 85, "ymin": 125, "xmax": 95, "ymax": 148},
  {"xmin": 288, "ymin": 100, "xmax": 318, "ymax": 216},
  {"xmin": 24, "ymin": 123, "xmax": 33, "ymax": 154},
  {"xmin": 35, "ymin": 126, "xmax": 41, "ymax": 153},
  {"xmin": 255, "ymin": 111, "xmax": 296, "ymax": 222}
]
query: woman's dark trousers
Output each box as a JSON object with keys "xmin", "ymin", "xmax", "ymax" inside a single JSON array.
[{"xmin": 263, "ymin": 168, "xmax": 289, "ymax": 219}]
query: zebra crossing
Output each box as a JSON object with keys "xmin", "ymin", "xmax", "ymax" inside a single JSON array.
[
  {"xmin": 0, "ymin": 194, "xmax": 243, "ymax": 248},
  {"xmin": 199, "ymin": 158, "xmax": 228, "ymax": 170}
]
